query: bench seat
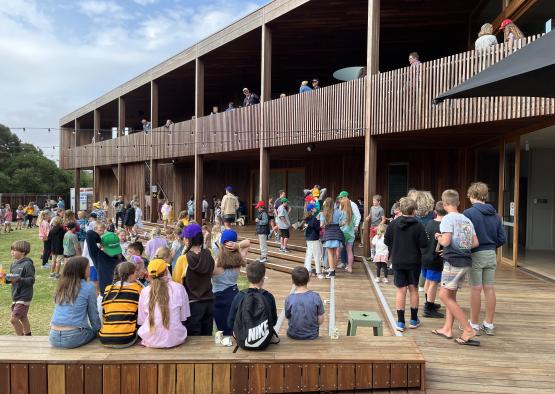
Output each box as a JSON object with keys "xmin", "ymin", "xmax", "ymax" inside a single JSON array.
[{"xmin": 0, "ymin": 335, "xmax": 425, "ymax": 393}]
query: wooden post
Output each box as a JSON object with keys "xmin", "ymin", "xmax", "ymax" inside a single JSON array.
[
  {"xmin": 151, "ymin": 80, "xmax": 159, "ymax": 129},
  {"xmin": 259, "ymin": 24, "xmax": 271, "ymax": 203},
  {"xmin": 363, "ymin": 0, "xmax": 380, "ymax": 257},
  {"xmin": 150, "ymin": 160, "xmax": 159, "ymax": 223},
  {"xmin": 117, "ymin": 97, "xmax": 125, "ymax": 198},
  {"xmin": 93, "ymin": 109, "xmax": 100, "ymax": 202},
  {"xmin": 74, "ymin": 168, "xmax": 80, "ymax": 214},
  {"xmin": 194, "ymin": 57, "xmax": 205, "ymax": 223}
]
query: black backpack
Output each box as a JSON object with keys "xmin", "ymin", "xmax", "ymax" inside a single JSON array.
[{"xmin": 233, "ymin": 289, "xmax": 278, "ymax": 351}]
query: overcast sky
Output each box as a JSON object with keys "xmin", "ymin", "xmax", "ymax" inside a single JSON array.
[{"xmin": 0, "ymin": 0, "xmax": 265, "ymax": 164}]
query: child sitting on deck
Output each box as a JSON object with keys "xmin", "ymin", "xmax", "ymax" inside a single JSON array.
[
  {"xmin": 137, "ymin": 259, "xmax": 191, "ymax": 348},
  {"xmin": 284, "ymin": 267, "xmax": 324, "ymax": 340}
]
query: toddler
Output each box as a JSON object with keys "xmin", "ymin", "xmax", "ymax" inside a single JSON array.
[{"xmin": 371, "ymin": 223, "xmax": 389, "ymax": 283}]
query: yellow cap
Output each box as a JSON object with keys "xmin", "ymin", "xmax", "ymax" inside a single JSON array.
[
  {"xmin": 93, "ymin": 201, "xmax": 101, "ymax": 208},
  {"xmin": 148, "ymin": 259, "xmax": 168, "ymax": 278}
]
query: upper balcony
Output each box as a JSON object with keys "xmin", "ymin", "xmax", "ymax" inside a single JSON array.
[{"xmin": 60, "ymin": 35, "xmax": 555, "ymax": 170}]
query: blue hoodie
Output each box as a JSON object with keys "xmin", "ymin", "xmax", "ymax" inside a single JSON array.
[{"xmin": 463, "ymin": 203, "xmax": 506, "ymax": 252}]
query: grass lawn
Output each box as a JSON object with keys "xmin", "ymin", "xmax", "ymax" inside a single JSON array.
[
  {"xmin": 0, "ymin": 228, "xmax": 55, "ymax": 335},
  {"xmin": 0, "ymin": 228, "xmax": 248, "ymax": 336}
]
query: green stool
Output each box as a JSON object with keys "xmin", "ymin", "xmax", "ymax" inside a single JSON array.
[{"xmin": 347, "ymin": 311, "xmax": 383, "ymax": 336}]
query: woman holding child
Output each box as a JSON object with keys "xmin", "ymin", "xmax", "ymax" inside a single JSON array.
[{"xmin": 213, "ymin": 229, "xmax": 249, "ymax": 335}]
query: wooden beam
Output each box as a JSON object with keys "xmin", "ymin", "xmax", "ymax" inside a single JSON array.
[
  {"xmin": 259, "ymin": 148, "xmax": 270, "ymax": 202},
  {"xmin": 494, "ymin": 0, "xmax": 539, "ymax": 29},
  {"xmin": 261, "ymin": 24, "xmax": 272, "ymax": 102},
  {"xmin": 194, "ymin": 153, "xmax": 204, "ymax": 223},
  {"xmin": 117, "ymin": 164, "xmax": 125, "ymax": 197},
  {"xmin": 363, "ymin": 0, "xmax": 380, "ymax": 257},
  {"xmin": 74, "ymin": 169, "xmax": 80, "ymax": 214},
  {"xmin": 151, "ymin": 80, "xmax": 159, "ymax": 129},
  {"xmin": 118, "ymin": 97, "xmax": 126, "ymax": 136},
  {"xmin": 93, "ymin": 109, "xmax": 100, "ymax": 202},
  {"xmin": 150, "ymin": 160, "xmax": 159, "ymax": 223},
  {"xmin": 195, "ymin": 58, "xmax": 205, "ymax": 118}
]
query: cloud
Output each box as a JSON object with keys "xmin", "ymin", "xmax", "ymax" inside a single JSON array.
[
  {"xmin": 0, "ymin": 0, "xmax": 265, "ymax": 163},
  {"xmin": 133, "ymin": 0, "xmax": 159, "ymax": 5}
]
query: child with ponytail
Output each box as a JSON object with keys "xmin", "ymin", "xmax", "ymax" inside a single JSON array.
[
  {"xmin": 137, "ymin": 259, "xmax": 190, "ymax": 348},
  {"xmin": 99, "ymin": 262, "xmax": 142, "ymax": 348}
]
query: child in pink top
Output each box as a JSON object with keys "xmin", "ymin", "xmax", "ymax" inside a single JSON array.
[
  {"xmin": 137, "ymin": 259, "xmax": 191, "ymax": 348},
  {"xmin": 4, "ymin": 204, "xmax": 13, "ymax": 232}
]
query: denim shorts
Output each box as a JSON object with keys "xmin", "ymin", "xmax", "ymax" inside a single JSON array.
[
  {"xmin": 422, "ymin": 268, "xmax": 442, "ymax": 283},
  {"xmin": 49, "ymin": 327, "xmax": 97, "ymax": 349}
]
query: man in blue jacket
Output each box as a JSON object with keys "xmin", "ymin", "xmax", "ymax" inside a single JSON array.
[{"xmin": 463, "ymin": 182, "xmax": 506, "ymax": 336}]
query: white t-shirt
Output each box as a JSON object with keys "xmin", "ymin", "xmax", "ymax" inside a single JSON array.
[
  {"xmin": 276, "ymin": 204, "xmax": 290, "ymax": 229},
  {"xmin": 475, "ymin": 35, "xmax": 497, "ymax": 50}
]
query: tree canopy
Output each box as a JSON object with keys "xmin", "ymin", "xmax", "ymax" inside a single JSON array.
[{"xmin": 0, "ymin": 124, "xmax": 87, "ymax": 195}]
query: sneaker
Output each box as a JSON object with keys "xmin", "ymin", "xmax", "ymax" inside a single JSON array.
[
  {"xmin": 409, "ymin": 319, "xmax": 421, "ymax": 329},
  {"xmin": 337, "ymin": 263, "xmax": 346, "ymax": 269},
  {"xmin": 382, "ymin": 278, "xmax": 389, "ymax": 283},
  {"xmin": 325, "ymin": 270, "xmax": 336, "ymax": 279},
  {"xmin": 42, "ymin": 264, "xmax": 51, "ymax": 269},
  {"xmin": 461, "ymin": 321, "xmax": 482, "ymax": 336},
  {"xmin": 396, "ymin": 321, "xmax": 405, "ymax": 332},
  {"xmin": 480, "ymin": 323, "xmax": 495, "ymax": 336},
  {"xmin": 49, "ymin": 272, "xmax": 55, "ymax": 278},
  {"xmin": 317, "ymin": 274, "xmax": 324, "ymax": 279},
  {"xmin": 283, "ymin": 248, "xmax": 291, "ymax": 253},
  {"xmin": 311, "ymin": 268, "xmax": 317, "ymax": 276},
  {"xmin": 374, "ymin": 277, "xmax": 380, "ymax": 283},
  {"xmin": 258, "ymin": 258, "xmax": 268, "ymax": 264},
  {"xmin": 423, "ymin": 308, "xmax": 444, "ymax": 318},
  {"xmin": 432, "ymin": 303, "xmax": 442, "ymax": 311}
]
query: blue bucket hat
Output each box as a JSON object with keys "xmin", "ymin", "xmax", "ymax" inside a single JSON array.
[{"xmin": 306, "ymin": 203, "xmax": 316, "ymax": 212}]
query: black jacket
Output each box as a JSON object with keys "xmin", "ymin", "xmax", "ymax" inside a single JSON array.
[
  {"xmin": 123, "ymin": 207, "xmax": 136, "ymax": 227},
  {"xmin": 384, "ymin": 216, "xmax": 428, "ymax": 270},
  {"xmin": 304, "ymin": 214, "xmax": 321, "ymax": 241},
  {"xmin": 421, "ymin": 220, "xmax": 444, "ymax": 272},
  {"xmin": 49, "ymin": 225, "xmax": 66, "ymax": 255}
]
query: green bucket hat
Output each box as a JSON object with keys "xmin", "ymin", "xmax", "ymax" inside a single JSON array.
[
  {"xmin": 101, "ymin": 232, "xmax": 123, "ymax": 257},
  {"xmin": 281, "ymin": 198, "xmax": 288, "ymax": 203}
]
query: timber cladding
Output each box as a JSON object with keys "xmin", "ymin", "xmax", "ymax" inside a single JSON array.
[
  {"xmin": 0, "ymin": 336, "xmax": 425, "ymax": 393},
  {"xmin": 0, "ymin": 362, "xmax": 424, "ymax": 393}
]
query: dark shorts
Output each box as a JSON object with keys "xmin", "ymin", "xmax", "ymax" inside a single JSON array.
[
  {"xmin": 421, "ymin": 268, "xmax": 442, "ymax": 283},
  {"xmin": 279, "ymin": 228, "xmax": 290, "ymax": 239},
  {"xmin": 11, "ymin": 303, "xmax": 30, "ymax": 320},
  {"xmin": 393, "ymin": 268, "xmax": 420, "ymax": 288},
  {"xmin": 202, "ymin": 212, "xmax": 206, "ymax": 219},
  {"xmin": 222, "ymin": 214, "xmax": 236, "ymax": 224}
]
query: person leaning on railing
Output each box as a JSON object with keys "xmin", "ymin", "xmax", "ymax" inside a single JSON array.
[{"xmin": 475, "ymin": 23, "xmax": 498, "ymax": 50}]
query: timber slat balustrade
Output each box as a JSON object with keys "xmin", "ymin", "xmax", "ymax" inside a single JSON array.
[
  {"xmin": 0, "ymin": 336, "xmax": 424, "ymax": 393},
  {"xmin": 368, "ymin": 34, "xmax": 555, "ymax": 135},
  {"xmin": 60, "ymin": 35, "xmax": 555, "ymax": 170}
]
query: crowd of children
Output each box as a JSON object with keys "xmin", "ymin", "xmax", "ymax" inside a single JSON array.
[{"xmin": 1, "ymin": 181, "xmax": 504, "ymax": 350}]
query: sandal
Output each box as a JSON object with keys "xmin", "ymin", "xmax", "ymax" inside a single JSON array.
[
  {"xmin": 431, "ymin": 329, "xmax": 452, "ymax": 340},
  {"xmin": 454, "ymin": 337, "xmax": 480, "ymax": 347}
]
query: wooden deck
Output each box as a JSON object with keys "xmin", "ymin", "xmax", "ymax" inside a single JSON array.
[{"xmin": 377, "ymin": 264, "xmax": 555, "ymax": 393}]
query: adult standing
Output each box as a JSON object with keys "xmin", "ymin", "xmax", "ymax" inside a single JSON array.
[
  {"xmin": 242, "ymin": 88, "xmax": 260, "ymax": 107},
  {"xmin": 114, "ymin": 196, "xmax": 124, "ymax": 228},
  {"xmin": 202, "ymin": 196, "xmax": 209, "ymax": 224},
  {"xmin": 408, "ymin": 52, "xmax": 421, "ymax": 67},
  {"xmin": 337, "ymin": 191, "xmax": 361, "ymax": 267},
  {"xmin": 187, "ymin": 196, "xmax": 195, "ymax": 218},
  {"xmin": 311, "ymin": 79, "xmax": 321, "ymax": 90},
  {"xmin": 463, "ymin": 182, "xmax": 505, "ymax": 336},
  {"xmin": 500, "ymin": 19, "xmax": 524, "ymax": 51},
  {"xmin": 141, "ymin": 119, "xmax": 151, "ymax": 134},
  {"xmin": 57, "ymin": 197, "xmax": 65, "ymax": 211},
  {"xmin": 475, "ymin": 23, "xmax": 498, "ymax": 50},
  {"xmin": 221, "ymin": 186, "xmax": 239, "ymax": 229},
  {"xmin": 299, "ymin": 81, "xmax": 312, "ymax": 93}
]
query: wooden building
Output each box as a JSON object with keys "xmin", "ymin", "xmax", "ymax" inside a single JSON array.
[{"xmin": 60, "ymin": 0, "xmax": 555, "ymax": 274}]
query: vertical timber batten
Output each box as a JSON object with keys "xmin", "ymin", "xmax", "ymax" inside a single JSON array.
[
  {"xmin": 194, "ymin": 56, "xmax": 205, "ymax": 223},
  {"xmin": 363, "ymin": 0, "xmax": 380, "ymax": 257},
  {"xmin": 259, "ymin": 23, "xmax": 272, "ymax": 202},
  {"xmin": 74, "ymin": 119, "xmax": 80, "ymax": 213}
]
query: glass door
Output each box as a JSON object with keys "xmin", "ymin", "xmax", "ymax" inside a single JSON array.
[{"xmin": 500, "ymin": 137, "xmax": 520, "ymax": 266}]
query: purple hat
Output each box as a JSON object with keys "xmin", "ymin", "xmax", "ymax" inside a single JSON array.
[
  {"xmin": 220, "ymin": 229, "xmax": 238, "ymax": 245},
  {"xmin": 181, "ymin": 223, "xmax": 202, "ymax": 239},
  {"xmin": 226, "ymin": 186, "xmax": 233, "ymax": 192}
]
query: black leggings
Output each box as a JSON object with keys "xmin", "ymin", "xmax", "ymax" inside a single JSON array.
[
  {"xmin": 185, "ymin": 300, "xmax": 214, "ymax": 336},
  {"xmin": 41, "ymin": 241, "xmax": 51, "ymax": 266},
  {"xmin": 26, "ymin": 214, "xmax": 34, "ymax": 228},
  {"xmin": 376, "ymin": 262, "xmax": 388, "ymax": 278}
]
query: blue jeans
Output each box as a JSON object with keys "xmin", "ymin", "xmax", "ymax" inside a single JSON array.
[{"xmin": 49, "ymin": 328, "xmax": 97, "ymax": 349}]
